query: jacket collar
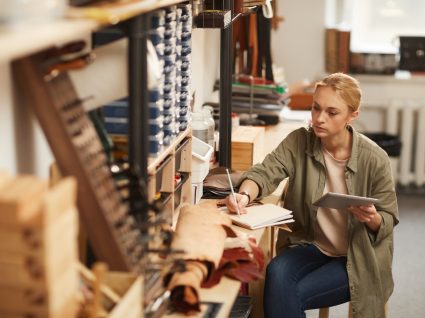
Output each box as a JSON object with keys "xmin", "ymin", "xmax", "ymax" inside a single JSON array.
[{"xmin": 305, "ymin": 125, "xmax": 359, "ymax": 173}]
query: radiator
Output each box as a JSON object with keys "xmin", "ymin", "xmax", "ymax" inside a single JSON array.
[
  {"xmin": 385, "ymin": 100, "xmax": 425, "ymax": 187},
  {"xmin": 360, "ymin": 99, "xmax": 425, "ymax": 187}
]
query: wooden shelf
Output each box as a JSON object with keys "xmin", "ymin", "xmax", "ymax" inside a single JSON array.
[
  {"xmin": 0, "ymin": 19, "xmax": 97, "ymax": 63},
  {"xmin": 0, "ymin": 0, "xmax": 189, "ymax": 63},
  {"xmin": 68, "ymin": 0, "xmax": 188, "ymax": 24},
  {"xmin": 148, "ymin": 128, "xmax": 192, "ymax": 174}
]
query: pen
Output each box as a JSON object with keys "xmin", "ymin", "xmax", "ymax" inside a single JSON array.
[{"xmin": 226, "ymin": 168, "xmax": 240, "ymax": 216}]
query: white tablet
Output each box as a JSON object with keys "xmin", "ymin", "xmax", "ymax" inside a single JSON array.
[{"xmin": 313, "ymin": 192, "xmax": 379, "ymax": 209}]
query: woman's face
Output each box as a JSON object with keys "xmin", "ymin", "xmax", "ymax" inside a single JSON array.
[{"xmin": 311, "ymin": 86, "xmax": 358, "ymax": 138}]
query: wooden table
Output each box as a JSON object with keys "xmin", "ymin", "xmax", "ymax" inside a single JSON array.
[{"xmin": 168, "ymin": 122, "xmax": 303, "ymax": 318}]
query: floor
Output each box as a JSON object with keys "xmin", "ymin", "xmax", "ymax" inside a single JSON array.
[{"xmin": 305, "ymin": 191, "xmax": 425, "ymax": 318}]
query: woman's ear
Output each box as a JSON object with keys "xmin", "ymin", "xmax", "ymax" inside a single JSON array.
[{"xmin": 348, "ymin": 110, "xmax": 359, "ymax": 124}]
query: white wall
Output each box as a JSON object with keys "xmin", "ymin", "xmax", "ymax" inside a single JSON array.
[
  {"xmin": 190, "ymin": 29, "xmax": 220, "ymax": 111},
  {"xmin": 271, "ymin": 0, "xmax": 327, "ymax": 83},
  {"xmin": 0, "ymin": 28, "xmax": 221, "ymax": 178},
  {"xmin": 0, "ymin": 63, "xmax": 17, "ymax": 175},
  {"xmin": 0, "ymin": 62, "xmax": 53, "ymax": 178}
]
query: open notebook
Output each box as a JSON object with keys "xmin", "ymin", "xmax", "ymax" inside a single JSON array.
[{"xmin": 225, "ymin": 203, "xmax": 294, "ymax": 230}]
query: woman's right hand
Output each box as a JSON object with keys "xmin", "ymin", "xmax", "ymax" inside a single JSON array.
[{"xmin": 219, "ymin": 193, "xmax": 250, "ymax": 214}]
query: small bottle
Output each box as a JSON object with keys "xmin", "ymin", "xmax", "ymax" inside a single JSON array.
[
  {"xmin": 232, "ymin": 112, "xmax": 240, "ymax": 130},
  {"xmin": 191, "ymin": 112, "xmax": 209, "ymax": 144}
]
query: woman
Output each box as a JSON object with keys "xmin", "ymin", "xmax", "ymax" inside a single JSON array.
[{"xmin": 223, "ymin": 73, "xmax": 399, "ymax": 318}]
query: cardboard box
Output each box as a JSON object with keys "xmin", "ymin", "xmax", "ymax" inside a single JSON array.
[{"xmin": 231, "ymin": 126, "xmax": 265, "ymax": 171}]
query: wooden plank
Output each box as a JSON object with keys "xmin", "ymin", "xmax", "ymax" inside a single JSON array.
[
  {"xmin": 12, "ymin": 54, "xmax": 136, "ymax": 271},
  {"xmin": 107, "ymin": 273, "xmax": 143, "ymax": 318},
  {"xmin": 0, "ymin": 176, "xmax": 46, "ymax": 228}
]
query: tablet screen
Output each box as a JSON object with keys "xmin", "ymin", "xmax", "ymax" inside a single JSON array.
[{"xmin": 313, "ymin": 192, "xmax": 379, "ymax": 209}]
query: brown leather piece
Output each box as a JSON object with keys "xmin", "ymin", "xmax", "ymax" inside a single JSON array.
[{"xmin": 165, "ymin": 203, "xmax": 265, "ymax": 314}]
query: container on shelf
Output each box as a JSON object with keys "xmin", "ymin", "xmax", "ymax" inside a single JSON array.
[
  {"xmin": 191, "ymin": 136, "xmax": 213, "ymax": 183},
  {"xmin": 191, "ymin": 112, "xmax": 208, "ymax": 144},
  {"xmin": 202, "ymin": 108, "xmax": 215, "ymax": 148}
]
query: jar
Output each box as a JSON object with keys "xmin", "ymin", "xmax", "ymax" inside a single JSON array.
[
  {"xmin": 201, "ymin": 108, "xmax": 215, "ymax": 148},
  {"xmin": 191, "ymin": 112, "xmax": 209, "ymax": 144}
]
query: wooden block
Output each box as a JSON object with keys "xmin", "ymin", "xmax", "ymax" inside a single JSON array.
[
  {"xmin": 46, "ymin": 265, "xmax": 79, "ymax": 316},
  {"xmin": 0, "ymin": 205, "xmax": 77, "ymax": 253},
  {"xmin": 0, "ymin": 243, "xmax": 76, "ymax": 290},
  {"xmin": 106, "ymin": 273, "xmax": 143, "ymax": 318},
  {"xmin": 0, "ymin": 222, "xmax": 43, "ymax": 254},
  {"xmin": 43, "ymin": 208, "xmax": 79, "ymax": 282},
  {"xmin": 231, "ymin": 126, "xmax": 265, "ymax": 171},
  {"xmin": 288, "ymin": 92, "xmax": 314, "ymax": 110},
  {"xmin": 0, "ymin": 176, "xmax": 47, "ymax": 227},
  {"xmin": 42, "ymin": 177, "xmax": 77, "ymax": 225},
  {"xmin": 0, "ymin": 171, "xmax": 12, "ymax": 191},
  {"xmin": 0, "ymin": 265, "xmax": 77, "ymax": 315},
  {"xmin": 0, "ymin": 292, "xmax": 78, "ymax": 318},
  {"xmin": 0, "ymin": 253, "xmax": 46, "ymax": 289}
]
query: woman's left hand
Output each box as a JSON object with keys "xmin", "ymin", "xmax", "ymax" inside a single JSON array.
[{"xmin": 348, "ymin": 204, "xmax": 382, "ymax": 232}]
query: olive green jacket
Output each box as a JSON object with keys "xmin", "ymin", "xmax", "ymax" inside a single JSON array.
[{"xmin": 240, "ymin": 126, "xmax": 399, "ymax": 318}]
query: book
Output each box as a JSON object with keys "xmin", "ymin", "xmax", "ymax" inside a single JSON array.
[
  {"xmin": 313, "ymin": 192, "xmax": 379, "ymax": 210},
  {"xmin": 325, "ymin": 28, "xmax": 339, "ymax": 73},
  {"xmin": 225, "ymin": 203, "xmax": 294, "ymax": 230},
  {"xmin": 338, "ymin": 30, "xmax": 351, "ymax": 73},
  {"xmin": 324, "ymin": 28, "xmax": 351, "ymax": 73}
]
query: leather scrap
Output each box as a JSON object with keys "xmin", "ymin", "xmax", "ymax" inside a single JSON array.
[{"xmin": 165, "ymin": 203, "xmax": 264, "ymax": 314}]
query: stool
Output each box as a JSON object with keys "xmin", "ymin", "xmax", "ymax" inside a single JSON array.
[{"xmin": 318, "ymin": 302, "xmax": 388, "ymax": 318}]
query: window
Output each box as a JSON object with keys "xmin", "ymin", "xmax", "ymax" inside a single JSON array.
[{"xmin": 331, "ymin": 0, "xmax": 425, "ymax": 53}]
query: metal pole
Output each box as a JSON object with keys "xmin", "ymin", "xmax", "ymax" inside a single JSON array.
[
  {"xmin": 219, "ymin": 0, "xmax": 234, "ymax": 168},
  {"xmin": 128, "ymin": 14, "xmax": 149, "ymax": 220}
]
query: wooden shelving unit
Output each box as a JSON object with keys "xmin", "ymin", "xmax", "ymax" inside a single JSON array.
[
  {"xmin": 147, "ymin": 129, "xmax": 192, "ymax": 226},
  {"xmin": 3, "ymin": 2, "xmax": 194, "ymax": 315}
]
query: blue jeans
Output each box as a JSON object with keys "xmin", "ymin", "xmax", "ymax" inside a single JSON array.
[{"xmin": 264, "ymin": 244, "xmax": 350, "ymax": 318}]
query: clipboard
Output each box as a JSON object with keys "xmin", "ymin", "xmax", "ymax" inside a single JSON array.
[{"xmin": 313, "ymin": 192, "xmax": 379, "ymax": 210}]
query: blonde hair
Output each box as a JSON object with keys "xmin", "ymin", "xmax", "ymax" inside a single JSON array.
[{"xmin": 315, "ymin": 73, "xmax": 362, "ymax": 112}]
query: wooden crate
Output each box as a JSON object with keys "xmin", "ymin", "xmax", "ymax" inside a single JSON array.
[
  {"xmin": 78, "ymin": 263, "xmax": 143, "ymax": 318},
  {"xmin": 231, "ymin": 126, "xmax": 265, "ymax": 171}
]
